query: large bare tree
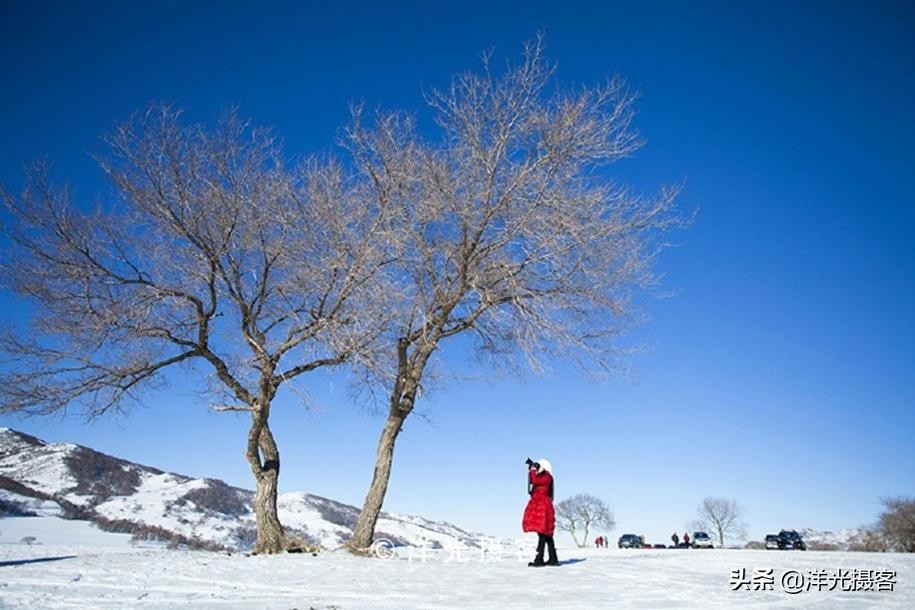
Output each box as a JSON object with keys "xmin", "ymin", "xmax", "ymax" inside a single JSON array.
[
  {"xmin": 694, "ymin": 496, "xmax": 747, "ymax": 548},
  {"xmin": 555, "ymin": 494, "xmax": 615, "ymax": 548},
  {"xmin": 0, "ymin": 107, "xmax": 389, "ymax": 554},
  {"xmin": 344, "ymin": 38, "xmax": 682, "ymax": 552}
]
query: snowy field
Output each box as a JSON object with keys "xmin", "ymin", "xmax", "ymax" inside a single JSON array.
[{"xmin": 1, "ymin": 517, "xmax": 913, "ymax": 609}]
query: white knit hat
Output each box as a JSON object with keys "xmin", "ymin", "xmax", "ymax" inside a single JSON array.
[{"xmin": 536, "ymin": 458, "xmax": 552, "ymax": 474}]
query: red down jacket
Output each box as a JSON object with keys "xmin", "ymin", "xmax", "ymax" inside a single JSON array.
[{"xmin": 521, "ymin": 468, "xmax": 555, "ymax": 536}]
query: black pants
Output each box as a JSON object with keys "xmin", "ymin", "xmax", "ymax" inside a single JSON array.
[{"xmin": 536, "ymin": 533, "xmax": 557, "ymax": 563}]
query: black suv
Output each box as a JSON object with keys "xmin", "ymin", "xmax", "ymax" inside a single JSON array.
[
  {"xmin": 618, "ymin": 534, "xmax": 642, "ymax": 549},
  {"xmin": 776, "ymin": 529, "xmax": 807, "ymax": 550}
]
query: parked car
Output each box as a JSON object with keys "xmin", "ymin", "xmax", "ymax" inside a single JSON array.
[
  {"xmin": 653, "ymin": 544, "xmax": 667, "ymax": 549},
  {"xmin": 692, "ymin": 531, "xmax": 713, "ymax": 548},
  {"xmin": 777, "ymin": 529, "xmax": 807, "ymax": 550},
  {"xmin": 765, "ymin": 534, "xmax": 780, "ymax": 550},
  {"xmin": 618, "ymin": 534, "xmax": 642, "ymax": 549}
]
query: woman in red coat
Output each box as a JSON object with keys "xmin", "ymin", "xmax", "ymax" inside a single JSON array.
[{"xmin": 522, "ymin": 457, "xmax": 558, "ymax": 566}]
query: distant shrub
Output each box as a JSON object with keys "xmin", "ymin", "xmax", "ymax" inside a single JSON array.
[
  {"xmin": 744, "ymin": 541, "xmax": 765, "ymax": 550},
  {"xmin": 93, "ymin": 515, "xmax": 229, "ymax": 552},
  {"xmin": 0, "ymin": 475, "xmax": 52, "ymax": 500},
  {"xmin": 57, "ymin": 497, "xmax": 95, "ymax": 521}
]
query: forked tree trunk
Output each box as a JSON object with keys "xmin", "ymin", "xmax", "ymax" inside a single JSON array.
[
  {"xmin": 347, "ymin": 408, "xmax": 408, "ymax": 551},
  {"xmin": 247, "ymin": 413, "xmax": 286, "ymax": 554},
  {"xmin": 569, "ymin": 529, "xmax": 583, "ymax": 548},
  {"xmin": 246, "ymin": 411, "xmax": 321, "ymax": 555}
]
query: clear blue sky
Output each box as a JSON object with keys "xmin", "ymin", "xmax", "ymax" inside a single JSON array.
[{"xmin": 1, "ymin": 0, "xmax": 913, "ymax": 545}]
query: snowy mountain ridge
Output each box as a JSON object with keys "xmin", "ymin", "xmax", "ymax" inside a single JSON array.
[
  {"xmin": 799, "ymin": 527, "xmax": 866, "ymax": 550},
  {"xmin": 0, "ymin": 427, "xmax": 483, "ymax": 552}
]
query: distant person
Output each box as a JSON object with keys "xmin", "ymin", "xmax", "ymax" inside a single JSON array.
[
  {"xmin": 671, "ymin": 532, "xmax": 679, "ymax": 547},
  {"xmin": 683, "ymin": 532, "xmax": 690, "ymax": 547},
  {"xmin": 595, "ymin": 536, "xmax": 601, "ymax": 548},
  {"xmin": 522, "ymin": 457, "xmax": 558, "ymax": 566}
]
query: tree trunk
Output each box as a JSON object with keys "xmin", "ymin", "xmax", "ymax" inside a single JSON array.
[
  {"xmin": 569, "ymin": 529, "xmax": 583, "ymax": 548},
  {"xmin": 346, "ymin": 409, "xmax": 406, "ymax": 551},
  {"xmin": 246, "ymin": 412, "xmax": 286, "ymax": 554},
  {"xmin": 347, "ymin": 340, "xmax": 430, "ymax": 554}
]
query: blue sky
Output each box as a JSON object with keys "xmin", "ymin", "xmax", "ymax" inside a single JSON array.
[{"xmin": 1, "ymin": 0, "xmax": 913, "ymax": 545}]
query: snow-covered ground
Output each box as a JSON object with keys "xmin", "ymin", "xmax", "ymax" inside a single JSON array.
[{"xmin": 1, "ymin": 516, "xmax": 913, "ymax": 609}]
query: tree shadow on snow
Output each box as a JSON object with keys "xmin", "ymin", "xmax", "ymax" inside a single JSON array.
[
  {"xmin": 0, "ymin": 555, "xmax": 78, "ymax": 567},
  {"xmin": 558, "ymin": 558, "xmax": 586, "ymax": 566}
]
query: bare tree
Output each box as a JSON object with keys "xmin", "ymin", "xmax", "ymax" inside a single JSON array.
[
  {"xmin": 555, "ymin": 494, "xmax": 615, "ymax": 547},
  {"xmin": 344, "ymin": 37, "xmax": 683, "ymax": 552},
  {"xmin": 695, "ymin": 497, "xmax": 747, "ymax": 548},
  {"xmin": 0, "ymin": 106, "xmax": 389, "ymax": 554},
  {"xmin": 879, "ymin": 496, "xmax": 915, "ymax": 552}
]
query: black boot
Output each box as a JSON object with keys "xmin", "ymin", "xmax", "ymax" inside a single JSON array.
[
  {"xmin": 545, "ymin": 535, "xmax": 559, "ymax": 566},
  {"xmin": 529, "ymin": 534, "xmax": 547, "ymax": 566}
]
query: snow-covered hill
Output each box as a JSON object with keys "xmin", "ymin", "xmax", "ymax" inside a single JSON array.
[{"xmin": 0, "ymin": 427, "xmax": 483, "ymax": 552}]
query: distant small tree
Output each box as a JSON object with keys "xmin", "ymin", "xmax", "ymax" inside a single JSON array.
[
  {"xmin": 879, "ymin": 496, "xmax": 915, "ymax": 552},
  {"xmin": 555, "ymin": 494, "xmax": 615, "ymax": 548},
  {"xmin": 694, "ymin": 496, "xmax": 747, "ymax": 548}
]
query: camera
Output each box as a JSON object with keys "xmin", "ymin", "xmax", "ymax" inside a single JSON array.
[{"xmin": 525, "ymin": 457, "xmax": 539, "ymax": 469}]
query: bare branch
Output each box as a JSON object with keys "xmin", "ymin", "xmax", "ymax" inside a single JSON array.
[
  {"xmin": 211, "ymin": 404, "xmax": 254, "ymax": 412},
  {"xmin": 1, "ymin": 106, "xmax": 393, "ymax": 420}
]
